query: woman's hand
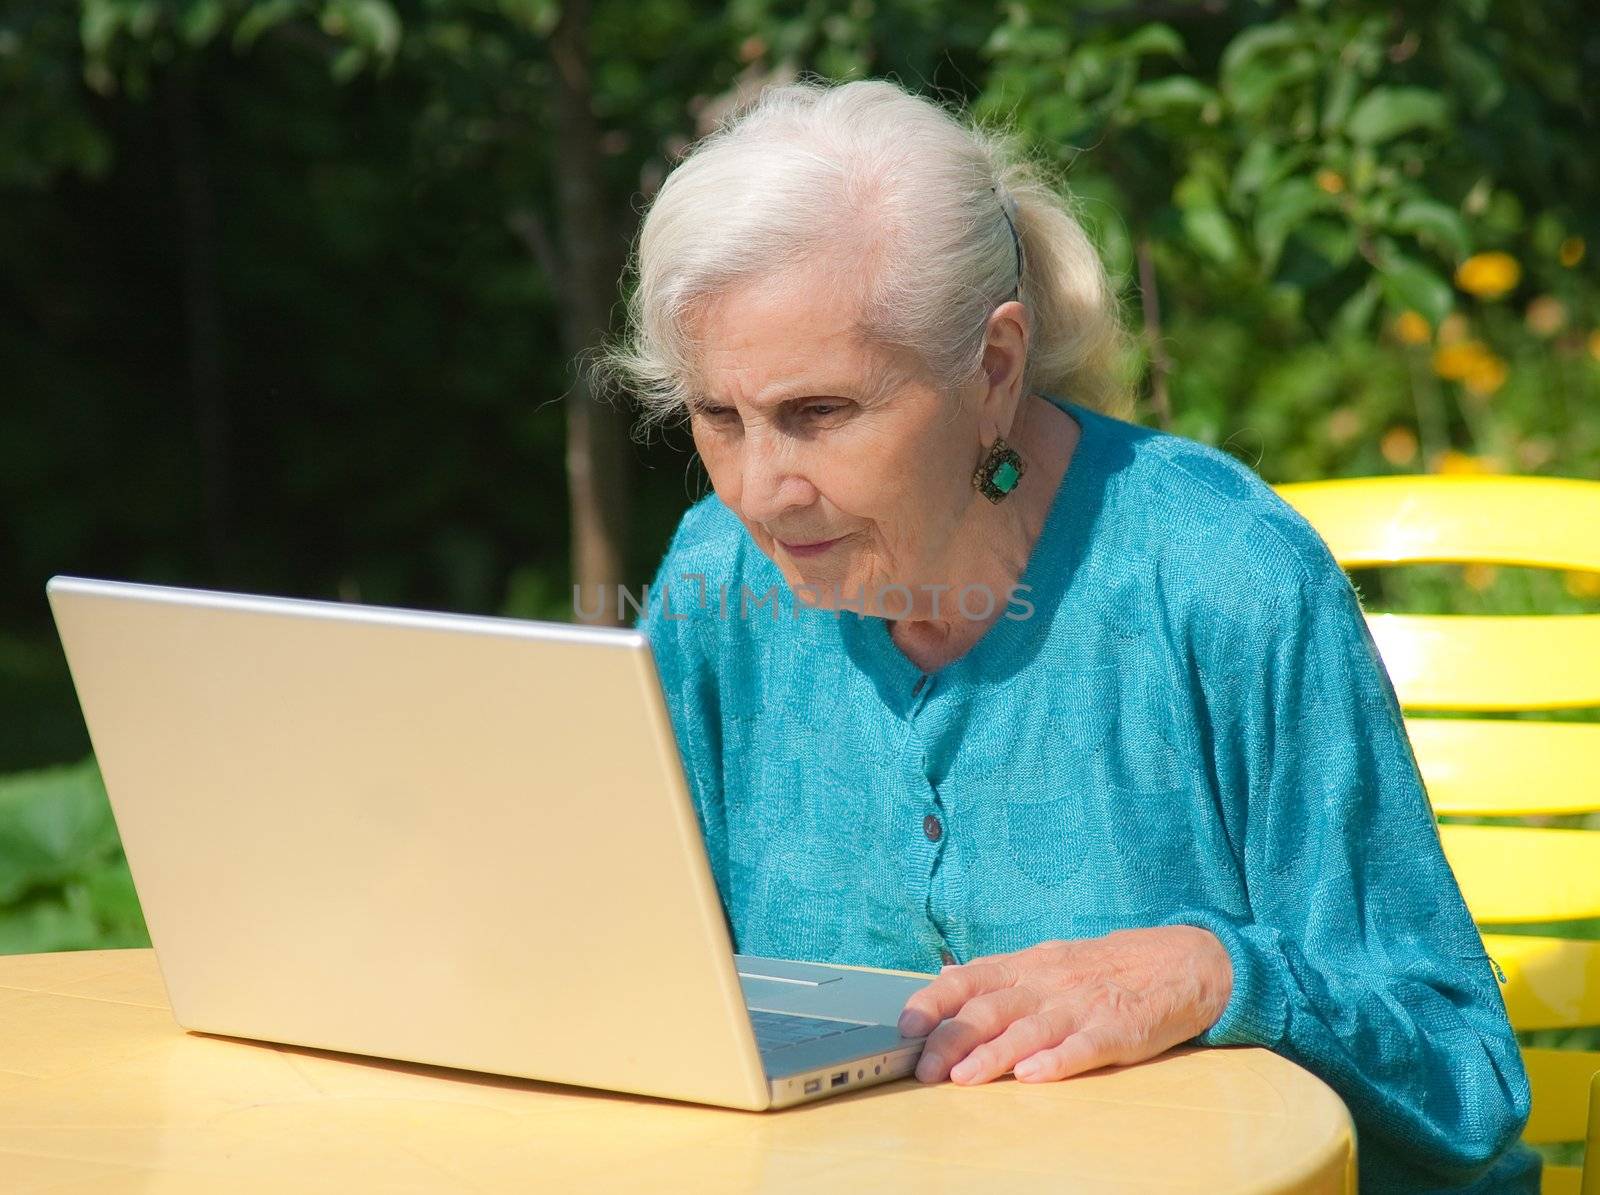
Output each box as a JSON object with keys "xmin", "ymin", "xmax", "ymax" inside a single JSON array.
[{"xmin": 897, "ymin": 926, "xmax": 1234, "ymax": 1085}]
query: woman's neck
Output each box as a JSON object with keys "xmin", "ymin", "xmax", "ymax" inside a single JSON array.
[{"xmin": 887, "ymin": 393, "xmax": 1079, "ymax": 674}]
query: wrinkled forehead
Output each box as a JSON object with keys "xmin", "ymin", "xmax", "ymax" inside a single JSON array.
[{"xmin": 683, "ymin": 266, "xmax": 929, "ymax": 410}]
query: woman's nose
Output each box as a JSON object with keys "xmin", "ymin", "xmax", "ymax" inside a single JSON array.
[{"xmin": 737, "ymin": 433, "xmax": 814, "ymax": 524}]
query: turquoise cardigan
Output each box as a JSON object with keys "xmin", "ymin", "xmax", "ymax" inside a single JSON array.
[{"xmin": 636, "ymin": 395, "xmax": 1537, "ymax": 1192}]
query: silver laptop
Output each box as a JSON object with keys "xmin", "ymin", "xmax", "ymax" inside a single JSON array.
[{"xmin": 46, "ymin": 575, "xmax": 932, "ymax": 1110}]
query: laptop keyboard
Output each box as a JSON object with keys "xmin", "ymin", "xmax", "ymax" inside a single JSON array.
[{"xmin": 748, "ymin": 1008, "xmax": 873, "ymax": 1054}]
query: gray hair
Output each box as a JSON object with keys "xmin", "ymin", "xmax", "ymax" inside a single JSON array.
[{"xmin": 596, "ymin": 76, "xmax": 1133, "ymax": 431}]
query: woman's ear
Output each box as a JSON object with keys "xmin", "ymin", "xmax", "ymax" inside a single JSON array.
[{"xmin": 979, "ymin": 300, "xmax": 1030, "ymax": 437}]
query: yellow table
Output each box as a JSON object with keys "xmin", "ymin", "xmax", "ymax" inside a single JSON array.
[{"xmin": 0, "ymin": 949, "xmax": 1355, "ymax": 1193}]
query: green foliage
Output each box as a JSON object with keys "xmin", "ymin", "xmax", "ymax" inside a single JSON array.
[
  {"xmin": 0, "ymin": 758, "xmax": 149, "ymax": 953},
  {"xmin": 76, "ymin": 0, "xmax": 405, "ymax": 93},
  {"xmin": 0, "ymin": 5, "xmax": 115, "ymax": 185},
  {"xmin": 973, "ymin": 0, "xmax": 1598, "ymax": 485}
]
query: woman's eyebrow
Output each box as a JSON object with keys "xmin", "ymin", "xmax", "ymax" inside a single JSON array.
[
  {"xmin": 783, "ymin": 361, "xmax": 906, "ymax": 406},
  {"xmin": 691, "ymin": 362, "xmax": 904, "ymax": 413}
]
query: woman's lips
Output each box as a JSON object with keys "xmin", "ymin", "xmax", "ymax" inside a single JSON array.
[{"xmin": 778, "ymin": 535, "xmax": 844, "ymax": 558}]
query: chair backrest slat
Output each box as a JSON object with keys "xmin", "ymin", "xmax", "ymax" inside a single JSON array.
[
  {"xmin": 1441, "ymin": 826, "xmax": 1600, "ymax": 924},
  {"xmin": 1280, "ymin": 476, "xmax": 1600, "ymax": 571},
  {"xmin": 1484, "ymin": 934, "xmax": 1600, "ymax": 1031},
  {"xmin": 1524, "ymin": 1048, "xmax": 1600, "ymax": 1144},
  {"xmin": 1369, "ymin": 614, "xmax": 1600, "ymax": 709},
  {"xmin": 1407, "ymin": 719, "xmax": 1600, "ymax": 816}
]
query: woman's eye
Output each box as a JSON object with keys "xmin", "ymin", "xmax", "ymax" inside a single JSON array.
[{"xmin": 696, "ymin": 400, "xmax": 844, "ymax": 426}]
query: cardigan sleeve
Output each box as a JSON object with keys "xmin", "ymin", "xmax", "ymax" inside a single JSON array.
[
  {"xmin": 634, "ymin": 518, "xmax": 736, "ymax": 946},
  {"xmin": 1168, "ymin": 569, "xmax": 1534, "ymax": 1190}
]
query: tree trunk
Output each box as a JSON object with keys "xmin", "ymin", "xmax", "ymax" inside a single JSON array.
[{"xmin": 549, "ymin": 0, "xmax": 631, "ymax": 626}]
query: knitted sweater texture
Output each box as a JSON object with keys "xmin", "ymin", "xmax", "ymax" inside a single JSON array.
[{"xmin": 636, "ymin": 395, "xmax": 1536, "ymax": 1192}]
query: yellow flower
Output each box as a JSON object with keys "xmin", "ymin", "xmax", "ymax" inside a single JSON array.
[
  {"xmin": 1455, "ymin": 252, "xmax": 1522, "ymax": 299},
  {"xmin": 1432, "ymin": 340, "xmax": 1491, "ymax": 380},
  {"xmin": 1431, "ymin": 338, "xmax": 1508, "ymax": 397},
  {"xmin": 1462, "ymin": 563, "xmax": 1498, "ymax": 592},
  {"xmin": 1433, "ymin": 450, "xmax": 1502, "ymax": 475},
  {"xmin": 1315, "ymin": 169, "xmax": 1346, "ymax": 195},
  {"xmin": 1462, "ymin": 352, "xmax": 1508, "ymax": 398},
  {"xmin": 1590, "ymin": 330, "xmax": 1600, "ymax": 362},
  {"xmin": 1380, "ymin": 426, "xmax": 1419, "ymax": 467},
  {"xmin": 1559, "ymin": 236, "xmax": 1586, "ymax": 267},
  {"xmin": 1565, "ymin": 571, "xmax": 1600, "ymax": 599},
  {"xmin": 1393, "ymin": 311, "xmax": 1431, "ymax": 345},
  {"xmin": 1525, "ymin": 295, "xmax": 1566, "ymax": 338}
]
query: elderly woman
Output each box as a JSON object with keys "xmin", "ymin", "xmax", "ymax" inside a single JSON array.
[{"xmin": 609, "ymin": 79, "xmax": 1535, "ymax": 1191}]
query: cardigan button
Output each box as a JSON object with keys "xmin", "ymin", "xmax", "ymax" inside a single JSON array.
[{"xmin": 923, "ymin": 813, "xmax": 943, "ymax": 842}]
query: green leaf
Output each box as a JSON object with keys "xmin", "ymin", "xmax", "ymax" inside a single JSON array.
[
  {"xmin": 1182, "ymin": 206, "xmax": 1242, "ymax": 266},
  {"xmin": 1346, "ymin": 87, "xmax": 1448, "ymax": 145},
  {"xmin": 1174, "ymin": 166, "xmax": 1241, "ymax": 267},
  {"xmin": 80, "ymin": 0, "xmax": 124, "ymax": 58},
  {"xmin": 1379, "ymin": 254, "xmax": 1454, "ymax": 325},
  {"xmin": 1231, "ymin": 140, "xmax": 1279, "ymax": 201},
  {"xmin": 1219, "ymin": 20, "xmax": 1305, "ymax": 81},
  {"xmin": 1115, "ymin": 23, "xmax": 1184, "ymax": 60},
  {"xmin": 350, "ymin": 0, "xmax": 401, "ymax": 58},
  {"xmin": 1254, "ymin": 176, "xmax": 1340, "ymax": 274},
  {"xmin": 179, "ymin": 0, "xmax": 228, "ymax": 47},
  {"xmin": 1230, "ymin": 143, "xmax": 1314, "ymax": 209},
  {"xmin": 322, "ymin": 0, "xmax": 401, "ymax": 58},
  {"xmin": 0, "ymin": 758, "xmax": 119, "ymax": 904},
  {"xmin": 1389, "ymin": 199, "xmax": 1470, "ymax": 258},
  {"xmin": 127, "ymin": 1, "xmax": 161, "ymax": 40},
  {"xmin": 1276, "ymin": 218, "xmax": 1355, "ymax": 291},
  {"xmin": 1331, "ymin": 276, "xmax": 1383, "ymax": 338},
  {"xmin": 1320, "ymin": 64, "xmax": 1359, "ymax": 135},
  {"xmin": 83, "ymin": 856, "xmax": 148, "ymax": 943},
  {"xmin": 1291, "ymin": 218, "xmax": 1356, "ymax": 269},
  {"xmin": 234, "ymin": 0, "xmax": 304, "ymax": 51},
  {"xmin": 1063, "ymin": 44, "xmax": 1111, "ymax": 98},
  {"xmin": 499, "ymin": 0, "xmax": 561, "ymax": 38},
  {"xmin": 1225, "ymin": 50, "xmax": 1318, "ymax": 116},
  {"xmin": 0, "ymin": 887, "xmax": 100, "ymax": 955},
  {"xmin": 330, "ymin": 43, "xmax": 368, "ymax": 81},
  {"xmin": 1127, "ymin": 76, "xmax": 1218, "ymax": 116},
  {"xmin": 1442, "ymin": 39, "xmax": 1505, "ymax": 118}
]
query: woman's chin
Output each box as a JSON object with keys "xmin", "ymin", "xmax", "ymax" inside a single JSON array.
[{"xmin": 783, "ymin": 563, "xmax": 862, "ymax": 610}]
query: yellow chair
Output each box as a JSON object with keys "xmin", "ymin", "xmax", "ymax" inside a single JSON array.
[
  {"xmin": 1584, "ymin": 1070, "xmax": 1600, "ymax": 1195},
  {"xmin": 1275, "ymin": 475, "xmax": 1600, "ymax": 1195}
]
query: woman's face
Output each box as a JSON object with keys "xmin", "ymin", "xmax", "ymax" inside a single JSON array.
[{"xmin": 687, "ymin": 267, "xmax": 1022, "ymax": 613}]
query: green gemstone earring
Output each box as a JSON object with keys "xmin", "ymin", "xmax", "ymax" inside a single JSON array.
[{"xmin": 973, "ymin": 436, "xmax": 1025, "ymax": 503}]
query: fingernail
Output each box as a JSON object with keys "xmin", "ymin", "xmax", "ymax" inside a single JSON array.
[
  {"xmin": 899, "ymin": 1011, "xmax": 930, "ymax": 1036},
  {"xmin": 950, "ymin": 1060, "xmax": 975, "ymax": 1082},
  {"xmin": 1014, "ymin": 1061, "xmax": 1039, "ymax": 1079}
]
